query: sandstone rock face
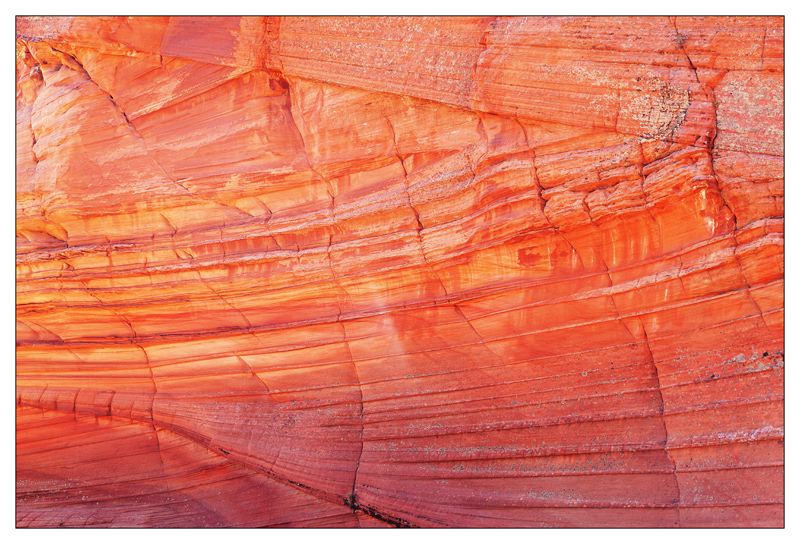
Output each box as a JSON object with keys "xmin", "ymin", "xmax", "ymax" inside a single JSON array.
[{"xmin": 16, "ymin": 17, "xmax": 783, "ymax": 527}]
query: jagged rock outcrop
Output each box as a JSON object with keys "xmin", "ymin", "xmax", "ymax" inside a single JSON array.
[{"xmin": 16, "ymin": 16, "xmax": 783, "ymax": 527}]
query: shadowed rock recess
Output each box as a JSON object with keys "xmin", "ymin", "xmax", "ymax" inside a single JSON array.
[{"xmin": 16, "ymin": 16, "xmax": 783, "ymax": 527}]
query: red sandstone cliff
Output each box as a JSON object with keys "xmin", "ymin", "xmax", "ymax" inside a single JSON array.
[{"xmin": 16, "ymin": 16, "xmax": 783, "ymax": 527}]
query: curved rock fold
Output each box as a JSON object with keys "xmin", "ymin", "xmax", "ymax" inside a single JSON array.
[{"xmin": 16, "ymin": 16, "xmax": 783, "ymax": 527}]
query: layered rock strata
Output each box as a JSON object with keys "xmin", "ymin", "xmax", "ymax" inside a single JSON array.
[{"xmin": 16, "ymin": 16, "xmax": 783, "ymax": 527}]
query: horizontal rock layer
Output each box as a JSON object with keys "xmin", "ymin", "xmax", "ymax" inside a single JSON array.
[{"xmin": 16, "ymin": 16, "xmax": 783, "ymax": 527}]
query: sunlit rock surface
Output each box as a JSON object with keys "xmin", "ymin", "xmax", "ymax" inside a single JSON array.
[{"xmin": 16, "ymin": 16, "xmax": 783, "ymax": 527}]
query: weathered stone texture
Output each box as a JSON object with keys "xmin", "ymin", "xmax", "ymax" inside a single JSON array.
[{"xmin": 16, "ymin": 16, "xmax": 783, "ymax": 527}]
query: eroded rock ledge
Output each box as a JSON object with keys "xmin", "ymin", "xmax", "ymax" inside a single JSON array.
[{"xmin": 16, "ymin": 16, "xmax": 783, "ymax": 527}]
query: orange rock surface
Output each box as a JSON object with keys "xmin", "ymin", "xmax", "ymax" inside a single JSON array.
[{"xmin": 16, "ymin": 16, "xmax": 784, "ymax": 527}]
